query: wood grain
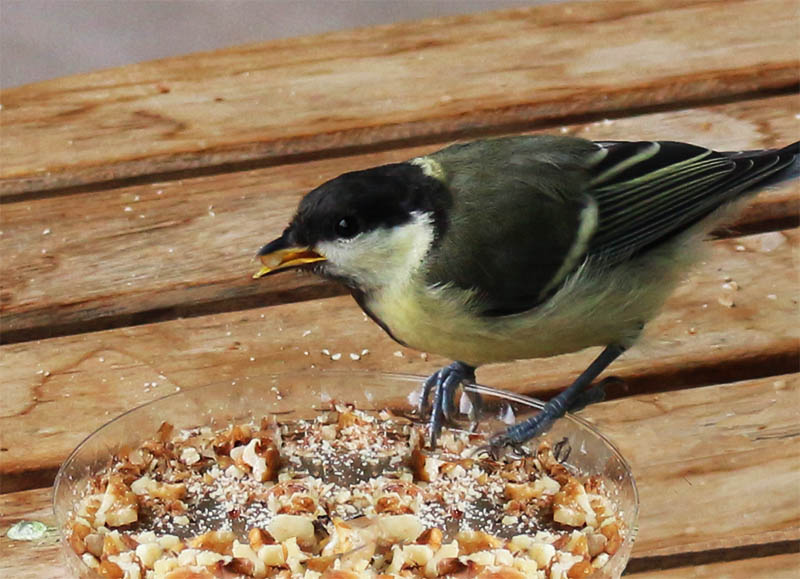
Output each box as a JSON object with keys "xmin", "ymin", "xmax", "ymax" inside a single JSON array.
[
  {"xmin": 1, "ymin": 374, "xmax": 796, "ymax": 577},
  {"xmin": 0, "ymin": 487, "xmax": 66, "ymax": 579},
  {"xmin": 584, "ymin": 375, "xmax": 800, "ymax": 558},
  {"xmin": 2, "ymin": 94, "xmax": 797, "ymax": 341},
  {"xmin": 1, "ymin": 229, "xmax": 797, "ymax": 490},
  {"xmin": 1, "ymin": 0, "xmax": 798, "ymax": 195}
]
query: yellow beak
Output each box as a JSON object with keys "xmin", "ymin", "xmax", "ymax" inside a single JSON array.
[{"xmin": 253, "ymin": 246, "xmax": 326, "ymax": 279}]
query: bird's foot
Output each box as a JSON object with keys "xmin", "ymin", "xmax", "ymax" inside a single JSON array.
[
  {"xmin": 418, "ymin": 361, "xmax": 480, "ymax": 448},
  {"xmin": 480, "ymin": 376, "xmax": 616, "ymax": 460},
  {"xmin": 482, "ymin": 344, "xmax": 625, "ymax": 456}
]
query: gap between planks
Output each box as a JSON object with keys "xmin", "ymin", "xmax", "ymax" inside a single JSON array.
[
  {"xmin": 1, "ymin": 94, "xmax": 798, "ymax": 344},
  {"xmin": 1, "ymin": 214, "xmax": 796, "ymax": 346},
  {"xmin": 1, "ymin": 228, "xmax": 798, "ymax": 492},
  {"xmin": 625, "ymin": 540, "xmax": 800, "ymax": 575},
  {"xmin": 0, "ymin": 374, "xmax": 797, "ymax": 575},
  {"xmin": 1, "ymin": 0, "xmax": 798, "ymax": 196},
  {"xmin": 0, "ymin": 343, "xmax": 796, "ymax": 496},
  {"xmin": 0, "ymin": 344, "xmax": 796, "ymax": 495},
  {"xmin": 1, "ymin": 86, "xmax": 795, "ymax": 205}
]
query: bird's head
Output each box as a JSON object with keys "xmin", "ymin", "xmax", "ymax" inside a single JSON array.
[{"xmin": 254, "ymin": 161, "xmax": 451, "ymax": 292}]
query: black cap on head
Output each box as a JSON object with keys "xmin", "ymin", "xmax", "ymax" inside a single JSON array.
[{"xmin": 288, "ymin": 163, "xmax": 451, "ymax": 246}]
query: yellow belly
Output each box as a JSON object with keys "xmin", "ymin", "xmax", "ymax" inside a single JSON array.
[{"xmin": 365, "ymin": 252, "xmax": 685, "ymax": 367}]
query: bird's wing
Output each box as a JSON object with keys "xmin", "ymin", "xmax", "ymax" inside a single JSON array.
[
  {"xmin": 423, "ymin": 136, "xmax": 600, "ymax": 316},
  {"xmin": 586, "ymin": 140, "xmax": 798, "ymax": 264},
  {"xmin": 424, "ymin": 137, "xmax": 798, "ymax": 317}
]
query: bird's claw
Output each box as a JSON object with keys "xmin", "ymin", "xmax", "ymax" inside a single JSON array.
[
  {"xmin": 472, "ymin": 431, "xmax": 529, "ymax": 461},
  {"xmin": 418, "ymin": 361, "xmax": 477, "ymax": 448},
  {"xmin": 552, "ymin": 436, "xmax": 572, "ymax": 463},
  {"xmin": 476, "ymin": 381, "xmax": 606, "ymax": 459},
  {"xmin": 462, "ymin": 386, "xmax": 483, "ymax": 432}
]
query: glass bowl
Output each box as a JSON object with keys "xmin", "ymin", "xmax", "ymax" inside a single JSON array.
[{"xmin": 54, "ymin": 370, "xmax": 638, "ymax": 578}]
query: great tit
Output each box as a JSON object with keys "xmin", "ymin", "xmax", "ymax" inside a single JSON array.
[{"xmin": 255, "ymin": 135, "xmax": 799, "ymax": 451}]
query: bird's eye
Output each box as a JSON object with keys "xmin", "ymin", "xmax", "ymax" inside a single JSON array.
[{"xmin": 335, "ymin": 216, "xmax": 359, "ymax": 239}]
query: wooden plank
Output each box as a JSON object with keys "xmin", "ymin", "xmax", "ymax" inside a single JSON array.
[
  {"xmin": 2, "ymin": 375, "xmax": 797, "ymax": 577},
  {"xmin": 0, "ymin": 487, "xmax": 66, "ymax": 579},
  {"xmin": 1, "ymin": 229, "xmax": 798, "ymax": 489},
  {"xmin": 2, "ymin": 94, "xmax": 798, "ymax": 341},
  {"xmin": 1, "ymin": 0, "xmax": 797, "ymax": 195},
  {"xmin": 630, "ymin": 552, "xmax": 800, "ymax": 578},
  {"xmin": 581, "ymin": 376, "xmax": 800, "ymax": 558}
]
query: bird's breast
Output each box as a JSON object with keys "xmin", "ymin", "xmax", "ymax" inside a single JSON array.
[
  {"xmin": 361, "ymin": 280, "xmax": 603, "ymax": 366},
  {"xmin": 360, "ymin": 249, "xmax": 685, "ymax": 367}
]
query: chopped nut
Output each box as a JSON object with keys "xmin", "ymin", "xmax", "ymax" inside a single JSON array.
[
  {"xmin": 248, "ymin": 527, "xmax": 275, "ymax": 550},
  {"xmin": 96, "ymin": 560, "xmax": 124, "ymax": 578},
  {"xmin": 238, "ymin": 438, "xmax": 275, "ymax": 482},
  {"xmin": 415, "ymin": 527, "xmax": 443, "ymax": 550},
  {"xmin": 378, "ymin": 514, "xmax": 424, "ymax": 544},
  {"xmin": 95, "ymin": 475, "xmax": 138, "ymax": 527},
  {"xmin": 130, "ymin": 475, "xmax": 186, "ymax": 500},
  {"xmin": 135, "ymin": 542, "xmax": 163, "ymax": 569},
  {"xmin": 156, "ymin": 421, "xmax": 174, "ymax": 443},
  {"xmin": 428, "ymin": 541, "xmax": 462, "ymax": 576},
  {"xmin": 81, "ymin": 553, "xmax": 99, "ymax": 570},
  {"xmin": 528, "ymin": 542, "xmax": 556, "ymax": 568},
  {"xmin": 320, "ymin": 570, "xmax": 361, "ymax": 578},
  {"xmin": 102, "ymin": 532, "xmax": 128, "ymax": 557},
  {"xmin": 586, "ymin": 532, "xmax": 607, "ymax": 557},
  {"xmin": 456, "ymin": 530, "xmax": 502, "ymax": 554},
  {"xmin": 592, "ymin": 552, "xmax": 611, "ymax": 569},
  {"xmin": 268, "ymin": 514, "xmax": 316, "ymax": 548},
  {"xmin": 64, "ymin": 404, "xmax": 626, "ymax": 577},
  {"xmin": 164, "ymin": 566, "xmax": 215, "ymax": 579},
  {"xmin": 226, "ymin": 556, "xmax": 263, "ymax": 578},
  {"xmin": 600, "ymin": 522, "xmax": 622, "ymax": 555},
  {"xmin": 189, "ymin": 530, "xmax": 235, "ymax": 555},
  {"xmin": 231, "ymin": 541, "xmax": 267, "ymax": 578},
  {"xmin": 402, "ymin": 543, "xmax": 433, "ymax": 566},
  {"xmin": 566, "ymin": 531, "xmax": 589, "ymax": 557},
  {"xmin": 180, "ymin": 447, "xmax": 201, "ymax": 465},
  {"xmin": 512, "ymin": 557, "xmax": 539, "ymax": 575},
  {"xmin": 85, "ymin": 533, "xmax": 104, "ymax": 558},
  {"xmin": 436, "ymin": 555, "xmax": 466, "ymax": 576},
  {"xmin": 568, "ymin": 560, "xmax": 595, "ymax": 577},
  {"xmin": 195, "ymin": 550, "xmax": 228, "ymax": 567},
  {"xmin": 375, "ymin": 494, "xmax": 413, "ymax": 515},
  {"xmin": 157, "ymin": 534, "xmax": 183, "ymax": 552},
  {"xmin": 68, "ymin": 521, "xmax": 91, "ymax": 554},
  {"xmin": 258, "ymin": 543, "xmax": 286, "ymax": 567},
  {"xmin": 553, "ymin": 479, "xmax": 595, "ymax": 527},
  {"xmin": 462, "ymin": 549, "xmax": 494, "ymax": 566}
]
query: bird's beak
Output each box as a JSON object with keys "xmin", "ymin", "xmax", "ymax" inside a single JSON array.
[{"xmin": 253, "ymin": 235, "xmax": 326, "ymax": 279}]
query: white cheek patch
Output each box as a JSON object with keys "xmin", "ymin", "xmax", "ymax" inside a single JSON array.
[{"xmin": 316, "ymin": 212, "xmax": 435, "ymax": 290}]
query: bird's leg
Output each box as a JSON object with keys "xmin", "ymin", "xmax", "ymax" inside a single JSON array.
[
  {"xmin": 418, "ymin": 361, "xmax": 476, "ymax": 448},
  {"xmin": 567, "ymin": 377, "xmax": 609, "ymax": 413},
  {"xmin": 568, "ymin": 375, "xmax": 627, "ymax": 413},
  {"xmin": 487, "ymin": 344, "xmax": 626, "ymax": 455}
]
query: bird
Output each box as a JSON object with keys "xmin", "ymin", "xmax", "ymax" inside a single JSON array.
[{"xmin": 253, "ymin": 135, "xmax": 799, "ymax": 453}]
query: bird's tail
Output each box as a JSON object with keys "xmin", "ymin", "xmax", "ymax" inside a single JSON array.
[{"xmin": 722, "ymin": 141, "xmax": 799, "ymax": 194}]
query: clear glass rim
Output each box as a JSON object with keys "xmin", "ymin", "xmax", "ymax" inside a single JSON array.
[{"xmin": 53, "ymin": 368, "xmax": 639, "ymax": 577}]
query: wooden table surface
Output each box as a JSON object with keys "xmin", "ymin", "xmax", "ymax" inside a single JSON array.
[{"xmin": 1, "ymin": 1, "xmax": 798, "ymax": 577}]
